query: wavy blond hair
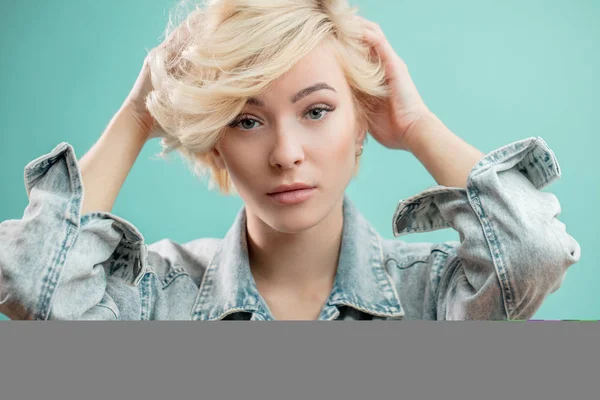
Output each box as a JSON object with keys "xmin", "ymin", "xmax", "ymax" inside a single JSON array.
[{"xmin": 146, "ymin": 0, "xmax": 390, "ymax": 194}]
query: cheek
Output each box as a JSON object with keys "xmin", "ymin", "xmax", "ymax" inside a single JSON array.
[
  {"xmin": 323, "ymin": 125, "xmax": 356, "ymax": 167},
  {"xmin": 219, "ymin": 138, "xmax": 261, "ymax": 187},
  {"xmin": 308, "ymin": 129, "xmax": 356, "ymax": 188},
  {"xmin": 334, "ymin": 134, "xmax": 355, "ymax": 161}
]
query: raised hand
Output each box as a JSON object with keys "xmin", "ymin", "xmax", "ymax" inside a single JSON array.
[{"xmin": 357, "ymin": 15, "xmax": 433, "ymax": 151}]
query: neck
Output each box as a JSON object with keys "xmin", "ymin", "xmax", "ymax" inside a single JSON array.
[{"xmin": 245, "ymin": 196, "xmax": 344, "ymax": 292}]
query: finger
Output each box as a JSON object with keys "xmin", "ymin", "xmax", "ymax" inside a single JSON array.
[
  {"xmin": 362, "ymin": 29, "xmax": 406, "ymax": 83},
  {"xmin": 355, "ymin": 15, "xmax": 385, "ymax": 36},
  {"xmin": 355, "ymin": 16, "xmax": 406, "ymax": 70},
  {"xmin": 360, "ymin": 29, "xmax": 379, "ymax": 59},
  {"xmin": 357, "ymin": 18, "xmax": 390, "ymax": 52},
  {"xmin": 354, "ymin": 15, "xmax": 376, "ymax": 27},
  {"xmin": 362, "ymin": 27, "xmax": 394, "ymax": 63}
]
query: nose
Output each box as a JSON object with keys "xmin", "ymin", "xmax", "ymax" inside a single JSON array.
[{"xmin": 269, "ymin": 131, "xmax": 305, "ymax": 170}]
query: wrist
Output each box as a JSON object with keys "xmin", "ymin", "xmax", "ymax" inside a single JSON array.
[
  {"xmin": 404, "ymin": 112, "xmax": 453, "ymax": 155},
  {"xmin": 118, "ymin": 102, "xmax": 154, "ymax": 142},
  {"xmin": 403, "ymin": 113, "xmax": 485, "ymax": 188}
]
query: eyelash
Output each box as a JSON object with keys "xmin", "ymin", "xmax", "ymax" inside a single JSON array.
[{"xmin": 228, "ymin": 104, "xmax": 336, "ymax": 131}]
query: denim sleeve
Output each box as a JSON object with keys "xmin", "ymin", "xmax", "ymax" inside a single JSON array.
[
  {"xmin": 0, "ymin": 142, "xmax": 149, "ymax": 320},
  {"xmin": 392, "ymin": 137, "xmax": 581, "ymax": 320}
]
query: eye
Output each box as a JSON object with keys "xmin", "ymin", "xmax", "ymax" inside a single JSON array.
[
  {"xmin": 228, "ymin": 104, "xmax": 335, "ymax": 131},
  {"xmin": 227, "ymin": 115, "xmax": 261, "ymax": 131},
  {"xmin": 231, "ymin": 118, "xmax": 260, "ymax": 130},
  {"xmin": 304, "ymin": 104, "xmax": 335, "ymax": 121}
]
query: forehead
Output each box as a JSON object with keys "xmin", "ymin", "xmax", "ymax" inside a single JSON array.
[{"xmin": 260, "ymin": 42, "xmax": 348, "ymax": 97}]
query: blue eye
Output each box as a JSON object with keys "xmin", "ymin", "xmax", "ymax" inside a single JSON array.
[
  {"xmin": 239, "ymin": 119, "xmax": 260, "ymax": 130},
  {"xmin": 228, "ymin": 104, "xmax": 335, "ymax": 131},
  {"xmin": 306, "ymin": 106, "xmax": 332, "ymax": 121}
]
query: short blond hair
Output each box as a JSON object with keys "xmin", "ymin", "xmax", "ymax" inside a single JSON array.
[{"xmin": 146, "ymin": 0, "xmax": 390, "ymax": 194}]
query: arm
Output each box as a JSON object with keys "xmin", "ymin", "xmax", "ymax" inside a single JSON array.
[
  {"xmin": 394, "ymin": 116, "xmax": 581, "ymax": 319},
  {"xmin": 0, "ymin": 58, "xmax": 158, "ymax": 320},
  {"xmin": 78, "ymin": 103, "xmax": 150, "ymax": 214},
  {"xmin": 0, "ymin": 139, "xmax": 148, "ymax": 320},
  {"xmin": 405, "ymin": 112, "xmax": 484, "ymax": 189},
  {"xmin": 79, "ymin": 53, "xmax": 160, "ymax": 214},
  {"xmin": 354, "ymin": 15, "xmax": 580, "ymax": 319}
]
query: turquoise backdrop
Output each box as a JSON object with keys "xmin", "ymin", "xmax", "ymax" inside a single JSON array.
[{"xmin": 1, "ymin": 0, "xmax": 598, "ymax": 320}]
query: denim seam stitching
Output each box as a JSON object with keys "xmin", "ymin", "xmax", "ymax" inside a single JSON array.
[
  {"xmin": 161, "ymin": 272, "xmax": 189, "ymax": 290},
  {"xmin": 36, "ymin": 223, "xmax": 74, "ymax": 320},
  {"xmin": 435, "ymin": 255, "xmax": 461, "ymax": 320},
  {"xmin": 393, "ymin": 259, "xmax": 428, "ymax": 270},
  {"xmin": 430, "ymin": 249, "xmax": 451, "ymax": 296},
  {"xmin": 191, "ymin": 247, "xmax": 221, "ymax": 320},
  {"xmin": 146, "ymin": 273, "xmax": 153, "ymax": 320},
  {"xmin": 324, "ymin": 307, "xmax": 340, "ymax": 320},
  {"xmin": 466, "ymin": 184, "xmax": 514, "ymax": 319},
  {"xmin": 95, "ymin": 302, "xmax": 120, "ymax": 320},
  {"xmin": 139, "ymin": 273, "xmax": 152, "ymax": 320},
  {"xmin": 370, "ymin": 225, "xmax": 403, "ymax": 313},
  {"xmin": 36, "ymin": 156, "xmax": 81, "ymax": 320},
  {"xmin": 399, "ymin": 222, "xmax": 452, "ymax": 235}
]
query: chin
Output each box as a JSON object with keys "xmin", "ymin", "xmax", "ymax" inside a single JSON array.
[
  {"xmin": 260, "ymin": 198, "xmax": 328, "ymax": 234},
  {"xmin": 269, "ymin": 217, "xmax": 321, "ymax": 234},
  {"xmin": 266, "ymin": 208, "xmax": 323, "ymax": 234}
]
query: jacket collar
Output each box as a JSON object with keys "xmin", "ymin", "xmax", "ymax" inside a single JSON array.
[{"xmin": 191, "ymin": 194, "xmax": 403, "ymax": 320}]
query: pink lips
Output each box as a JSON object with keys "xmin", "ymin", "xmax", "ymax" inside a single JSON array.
[{"xmin": 267, "ymin": 185, "xmax": 317, "ymax": 205}]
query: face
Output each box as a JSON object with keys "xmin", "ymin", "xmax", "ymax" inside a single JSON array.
[{"xmin": 211, "ymin": 41, "xmax": 366, "ymax": 234}]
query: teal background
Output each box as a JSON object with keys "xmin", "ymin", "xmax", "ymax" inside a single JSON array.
[{"xmin": 1, "ymin": 0, "xmax": 597, "ymax": 320}]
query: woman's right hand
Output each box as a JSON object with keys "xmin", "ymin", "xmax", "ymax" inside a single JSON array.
[
  {"xmin": 123, "ymin": 55, "xmax": 165, "ymax": 141},
  {"xmin": 125, "ymin": 21, "xmax": 191, "ymax": 141}
]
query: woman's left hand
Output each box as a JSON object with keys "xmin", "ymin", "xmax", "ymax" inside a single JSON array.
[{"xmin": 357, "ymin": 15, "xmax": 433, "ymax": 151}]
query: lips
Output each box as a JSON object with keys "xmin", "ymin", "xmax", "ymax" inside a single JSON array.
[
  {"xmin": 268, "ymin": 183, "xmax": 315, "ymax": 195},
  {"xmin": 267, "ymin": 187, "xmax": 317, "ymax": 205}
]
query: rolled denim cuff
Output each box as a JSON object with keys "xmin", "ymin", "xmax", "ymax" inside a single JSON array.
[
  {"xmin": 392, "ymin": 137, "xmax": 580, "ymax": 319},
  {"xmin": 0, "ymin": 142, "xmax": 147, "ymax": 320}
]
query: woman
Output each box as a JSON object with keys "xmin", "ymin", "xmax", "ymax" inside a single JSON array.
[{"xmin": 0, "ymin": 0, "xmax": 580, "ymax": 320}]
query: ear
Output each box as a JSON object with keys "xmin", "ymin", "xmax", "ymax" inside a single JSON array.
[
  {"xmin": 356, "ymin": 118, "xmax": 368, "ymax": 148},
  {"xmin": 357, "ymin": 128, "xmax": 367, "ymax": 146},
  {"xmin": 210, "ymin": 145, "xmax": 226, "ymax": 170}
]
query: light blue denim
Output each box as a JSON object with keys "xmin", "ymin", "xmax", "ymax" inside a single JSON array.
[{"xmin": 0, "ymin": 136, "xmax": 580, "ymax": 320}]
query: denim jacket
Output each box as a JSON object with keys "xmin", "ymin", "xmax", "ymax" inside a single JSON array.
[{"xmin": 0, "ymin": 136, "xmax": 580, "ymax": 320}]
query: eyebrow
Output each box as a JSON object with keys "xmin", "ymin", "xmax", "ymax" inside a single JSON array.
[{"xmin": 246, "ymin": 82, "xmax": 337, "ymax": 107}]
